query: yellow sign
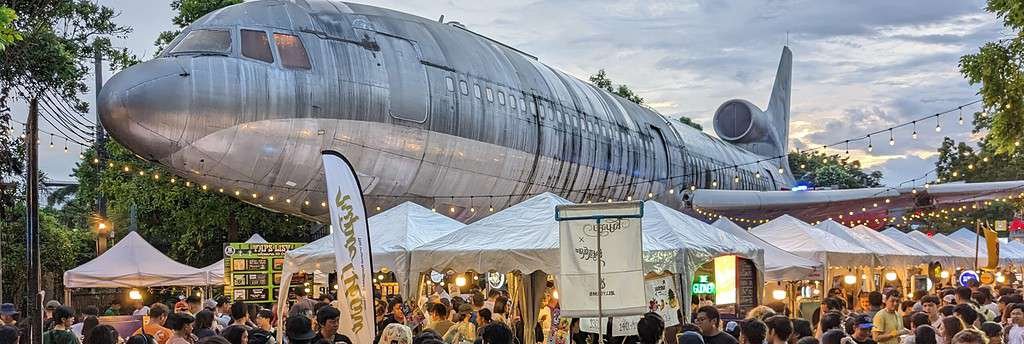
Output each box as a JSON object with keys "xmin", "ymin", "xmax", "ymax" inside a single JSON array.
[
  {"xmin": 980, "ymin": 272, "xmax": 995, "ymax": 284},
  {"xmin": 996, "ymin": 220, "xmax": 1008, "ymax": 232}
]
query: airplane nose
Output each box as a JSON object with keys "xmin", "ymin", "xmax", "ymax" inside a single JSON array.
[{"xmin": 98, "ymin": 58, "xmax": 191, "ymax": 161}]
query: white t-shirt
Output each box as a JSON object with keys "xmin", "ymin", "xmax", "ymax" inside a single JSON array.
[{"xmin": 1008, "ymin": 324, "xmax": 1024, "ymax": 344}]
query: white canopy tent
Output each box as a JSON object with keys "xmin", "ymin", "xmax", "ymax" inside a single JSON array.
[
  {"xmin": 751, "ymin": 215, "xmax": 874, "ymax": 290},
  {"xmin": 712, "ymin": 218, "xmax": 821, "ymax": 281},
  {"xmin": 904, "ymin": 231, "xmax": 975, "ymax": 267},
  {"xmin": 201, "ymin": 234, "xmax": 268, "ymax": 285},
  {"xmin": 948, "ymin": 228, "xmax": 1023, "ymax": 264},
  {"xmin": 933, "ymin": 233, "xmax": 992, "ymax": 266},
  {"xmin": 848, "ymin": 225, "xmax": 932, "ymax": 266},
  {"xmin": 64, "ymin": 231, "xmax": 209, "ymax": 288},
  {"xmin": 275, "ymin": 201, "xmax": 463, "ymax": 302},
  {"xmin": 411, "ymin": 193, "xmax": 766, "ymax": 321},
  {"xmin": 880, "ymin": 227, "xmax": 961, "ymax": 267},
  {"xmin": 815, "ymin": 220, "xmax": 882, "ymax": 264}
]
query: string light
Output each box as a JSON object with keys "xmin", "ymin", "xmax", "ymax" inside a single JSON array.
[
  {"xmin": 912, "ymin": 121, "xmax": 918, "ymax": 140},
  {"xmin": 958, "ymin": 107, "xmax": 964, "ymax": 125},
  {"xmin": 934, "ymin": 115, "xmax": 941, "ymax": 132},
  {"xmin": 867, "ymin": 136, "xmax": 873, "ymax": 152},
  {"xmin": 889, "ymin": 129, "xmax": 895, "ymax": 146}
]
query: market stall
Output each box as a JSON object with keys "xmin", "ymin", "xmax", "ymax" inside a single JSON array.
[
  {"xmin": 712, "ymin": 218, "xmax": 821, "ymax": 281},
  {"xmin": 200, "ymin": 234, "xmax": 268, "ymax": 285},
  {"xmin": 64, "ymin": 231, "xmax": 209, "ymax": 288},
  {"xmin": 886, "ymin": 229, "xmax": 973, "ymax": 268},
  {"xmin": 751, "ymin": 215, "xmax": 874, "ymax": 291}
]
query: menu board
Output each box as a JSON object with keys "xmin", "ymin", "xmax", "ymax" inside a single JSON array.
[
  {"xmin": 736, "ymin": 258, "xmax": 757, "ymax": 316},
  {"xmin": 223, "ymin": 242, "xmax": 305, "ymax": 303}
]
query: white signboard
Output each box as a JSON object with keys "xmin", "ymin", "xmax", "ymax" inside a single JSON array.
[
  {"xmin": 579, "ymin": 317, "xmax": 607, "ymax": 335},
  {"xmin": 557, "ymin": 203, "xmax": 646, "ymax": 318},
  {"xmin": 645, "ymin": 275, "xmax": 681, "ymax": 327},
  {"xmin": 612, "ymin": 316, "xmax": 641, "ymax": 337}
]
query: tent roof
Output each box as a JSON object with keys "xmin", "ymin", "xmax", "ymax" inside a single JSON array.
[
  {"xmin": 64, "ymin": 232, "xmax": 208, "ymax": 288},
  {"xmin": 201, "ymin": 234, "xmax": 270, "ymax": 284},
  {"xmin": 283, "ymin": 201, "xmax": 464, "ymax": 274},
  {"xmin": 884, "ymin": 229, "xmax": 972, "ymax": 267},
  {"xmin": 905, "ymin": 231, "xmax": 974, "ymax": 259},
  {"xmin": 948, "ymin": 228, "xmax": 1023, "ymax": 263},
  {"xmin": 815, "ymin": 220, "xmax": 871, "ymax": 251},
  {"xmin": 751, "ymin": 215, "xmax": 874, "ymax": 267},
  {"xmin": 642, "ymin": 202, "xmax": 765, "ymax": 275},
  {"xmin": 713, "ymin": 218, "xmax": 821, "ymax": 281},
  {"xmin": 848, "ymin": 225, "xmax": 931, "ymax": 265}
]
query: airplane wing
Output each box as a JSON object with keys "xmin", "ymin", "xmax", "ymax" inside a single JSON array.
[{"xmin": 687, "ymin": 180, "xmax": 1024, "ymax": 225}]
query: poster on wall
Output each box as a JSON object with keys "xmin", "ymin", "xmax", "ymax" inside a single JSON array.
[
  {"xmin": 556, "ymin": 203, "xmax": 646, "ymax": 317},
  {"xmin": 223, "ymin": 242, "xmax": 305, "ymax": 303},
  {"xmin": 645, "ymin": 275, "xmax": 680, "ymax": 327},
  {"xmin": 736, "ymin": 258, "xmax": 758, "ymax": 316}
]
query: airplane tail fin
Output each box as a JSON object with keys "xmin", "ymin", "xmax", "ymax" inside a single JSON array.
[{"xmin": 766, "ymin": 46, "xmax": 792, "ymax": 155}]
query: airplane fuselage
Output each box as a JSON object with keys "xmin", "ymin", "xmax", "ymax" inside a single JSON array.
[{"xmin": 99, "ymin": 0, "xmax": 792, "ymax": 222}]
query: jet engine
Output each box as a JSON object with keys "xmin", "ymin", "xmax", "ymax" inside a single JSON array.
[{"xmin": 713, "ymin": 99, "xmax": 775, "ymax": 145}]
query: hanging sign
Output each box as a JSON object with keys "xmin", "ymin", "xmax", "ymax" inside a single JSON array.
[
  {"xmin": 223, "ymin": 242, "xmax": 305, "ymax": 303},
  {"xmin": 959, "ymin": 270, "xmax": 979, "ymax": 286},
  {"xmin": 693, "ymin": 275, "xmax": 716, "ymax": 294},
  {"xmin": 645, "ymin": 275, "xmax": 680, "ymax": 327},
  {"xmin": 556, "ymin": 202, "xmax": 645, "ymax": 318}
]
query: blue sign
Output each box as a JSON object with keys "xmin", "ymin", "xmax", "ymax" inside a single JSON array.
[{"xmin": 958, "ymin": 270, "xmax": 979, "ymax": 286}]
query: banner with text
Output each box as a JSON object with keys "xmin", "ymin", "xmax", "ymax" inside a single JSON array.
[
  {"xmin": 322, "ymin": 151, "xmax": 375, "ymax": 344},
  {"xmin": 558, "ymin": 204, "xmax": 645, "ymax": 317}
]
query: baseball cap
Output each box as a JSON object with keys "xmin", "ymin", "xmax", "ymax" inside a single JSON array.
[
  {"xmin": 854, "ymin": 315, "xmax": 873, "ymax": 329},
  {"xmin": 0, "ymin": 304, "xmax": 18, "ymax": 316},
  {"xmin": 45, "ymin": 300, "xmax": 61, "ymax": 311},
  {"xmin": 203, "ymin": 299, "xmax": 217, "ymax": 310}
]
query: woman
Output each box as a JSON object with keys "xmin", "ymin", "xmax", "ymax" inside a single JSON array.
[
  {"xmin": 220, "ymin": 326, "xmax": 247, "ymax": 344},
  {"xmin": 84, "ymin": 325, "xmax": 120, "ymax": 344},
  {"xmin": 167, "ymin": 313, "xmax": 197, "ymax": 344},
  {"xmin": 81, "ymin": 318, "xmax": 100, "ymax": 344},
  {"xmin": 380, "ymin": 323, "xmax": 413, "ymax": 344},
  {"xmin": 914, "ymin": 325, "xmax": 938, "ymax": 344},
  {"xmin": 443, "ymin": 305, "xmax": 476, "ymax": 344},
  {"xmin": 193, "ymin": 311, "xmax": 216, "ymax": 340},
  {"xmin": 939, "ymin": 317, "xmax": 964, "ymax": 344}
]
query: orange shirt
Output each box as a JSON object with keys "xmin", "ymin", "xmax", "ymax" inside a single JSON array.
[{"xmin": 134, "ymin": 323, "xmax": 174, "ymax": 344}]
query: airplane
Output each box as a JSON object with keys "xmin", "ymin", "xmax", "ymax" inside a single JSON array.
[{"xmin": 98, "ymin": 0, "xmax": 1024, "ymax": 224}]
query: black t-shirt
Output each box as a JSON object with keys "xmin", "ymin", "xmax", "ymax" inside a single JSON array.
[{"xmin": 703, "ymin": 332, "xmax": 738, "ymax": 344}]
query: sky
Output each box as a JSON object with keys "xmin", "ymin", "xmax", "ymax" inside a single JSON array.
[{"xmin": 16, "ymin": 0, "xmax": 1005, "ymax": 187}]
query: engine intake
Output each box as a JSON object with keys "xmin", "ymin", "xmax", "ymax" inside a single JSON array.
[{"xmin": 713, "ymin": 99, "xmax": 773, "ymax": 144}]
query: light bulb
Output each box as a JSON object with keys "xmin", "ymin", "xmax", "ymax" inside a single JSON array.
[
  {"xmin": 912, "ymin": 131, "xmax": 918, "ymax": 139},
  {"xmin": 935, "ymin": 124, "xmax": 941, "ymax": 132},
  {"xmin": 889, "ymin": 137, "xmax": 895, "ymax": 146}
]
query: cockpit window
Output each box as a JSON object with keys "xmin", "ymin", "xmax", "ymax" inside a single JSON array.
[
  {"xmin": 241, "ymin": 29, "xmax": 274, "ymax": 63},
  {"xmin": 274, "ymin": 33, "xmax": 311, "ymax": 70},
  {"xmin": 169, "ymin": 29, "xmax": 231, "ymax": 55}
]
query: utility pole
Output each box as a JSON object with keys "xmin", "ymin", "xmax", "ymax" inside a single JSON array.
[
  {"xmin": 25, "ymin": 96, "xmax": 42, "ymax": 344},
  {"xmin": 94, "ymin": 41, "xmax": 109, "ymax": 254}
]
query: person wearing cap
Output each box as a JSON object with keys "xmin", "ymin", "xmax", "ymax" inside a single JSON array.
[
  {"xmin": 288, "ymin": 289, "xmax": 317, "ymax": 318},
  {"xmin": 848, "ymin": 315, "xmax": 877, "ymax": 344},
  {"xmin": 442, "ymin": 304, "xmax": 477, "ymax": 344},
  {"xmin": 43, "ymin": 305, "xmax": 79, "ymax": 344},
  {"xmin": 0, "ymin": 304, "xmax": 18, "ymax": 326},
  {"xmin": 166, "ymin": 312, "xmax": 197, "ymax": 344},
  {"xmin": 315, "ymin": 305, "xmax": 352, "ymax": 344},
  {"xmin": 286, "ymin": 315, "xmax": 318, "ymax": 344},
  {"xmin": 873, "ymin": 290, "xmax": 908, "ymax": 344},
  {"xmin": 43, "ymin": 300, "xmax": 62, "ymax": 330}
]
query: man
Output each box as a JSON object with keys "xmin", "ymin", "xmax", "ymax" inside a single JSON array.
[
  {"xmin": 765, "ymin": 316, "xmax": 792, "ymax": 344},
  {"xmin": 900, "ymin": 312, "xmax": 931, "ymax": 344},
  {"xmin": 859, "ymin": 293, "xmax": 872, "ymax": 314},
  {"xmin": 249, "ymin": 309, "xmax": 276, "ymax": 344},
  {"xmin": 998, "ymin": 294, "xmax": 1022, "ymax": 324},
  {"xmin": 132, "ymin": 304, "xmax": 174, "ymax": 344},
  {"xmin": 289, "ymin": 289, "xmax": 317, "ymax": 317},
  {"xmin": 696, "ymin": 306, "xmax": 738, "ymax": 344},
  {"xmin": 951, "ymin": 329, "xmax": 987, "ymax": 344},
  {"xmin": 469, "ymin": 292, "xmax": 485, "ymax": 325},
  {"xmin": 214, "ymin": 296, "xmax": 231, "ymax": 329},
  {"xmin": 284, "ymin": 316, "xmax": 318, "ymax": 344},
  {"xmin": 820, "ymin": 312, "xmax": 844, "ymax": 335},
  {"xmin": 103, "ymin": 300, "xmax": 121, "ymax": 316},
  {"xmin": 981, "ymin": 322, "xmax": 1002, "ymax": 344},
  {"xmin": 920, "ymin": 296, "xmax": 941, "ymax": 326},
  {"xmin": 872, "ymin": 290, "xmax": 907, "ymax": 344},
  {"xmin": 229, "ymin": 301, "xmax": 249, "ymax": 327},
  {"xmin": 0, "ymin": 304, "xmax": 17, "ymax": 326},
  {"xmin": 975, "ymin": 289, "xmax": 998, "ymax": 323},
  {"xmin": 740, "ymin": 319, "xmax": 767, "ymax": 344},
  {"xmin": 822, "ymin": 297, "xmax": 847, "ymax": 315},
  {"xmin": 866, "ymin": 292, "xmax": 884, "ymax": 320},
  {"xmin": 377, "ymin": 300, "xmax": 406, "ymax": 338},
  {"xmin": 637, "ymin": 312, "xmax": 665, "ymax": 344},
  {"xmin": 955, "ymin": 287, "xmax": 975, "ymax": 306},
  {"xmin": 185, "ymin": 296, "xmax": 203, "ymax": 315},
  {"xmin": 424, "ymin": 303, "xmax": 454, "ymax": 336},
  {"xmin": 43, "ymin": 306, "xmax": 78, "ymax": 344},
  {"xmin": 955, "ymin": 303, "xmax": 981, "ymax": 329},
  {"xmin": 850, "ymin": 315, "xmax": 878, "ymax": 344},
  {"xmin": 315, "ymin": 306, "xmax": 352, "ymax": 344},
  {"xmin": 43, "ymin": 300, "xmax": 61, "ymax": 330}
]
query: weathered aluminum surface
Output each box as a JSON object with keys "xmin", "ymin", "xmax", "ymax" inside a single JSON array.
[{"xmin": 98, "ymin": 0, "xmax": 792, "ymax": 222}]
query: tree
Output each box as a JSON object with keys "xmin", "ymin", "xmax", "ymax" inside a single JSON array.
[
  {"xmin": 589, "ymin": 69, "xmax": 644, "ymax": 104},
  {"xmin": 0, "ymin": 6, "xmax": 20, "ymax": 51},
  {"xmin": 153, "ymin": 0, "xmax": 242, "ymax": 55},
  {"xmin": 959, "ymin": 0, "xmax": 1024, "ymax": 154},
  {"xmin": 787, "ymin": 151, "xmax": 883, "ymax": 189},
  {"xmin": 677, "ymin": 116, "xmax": 703, "ymax": 131},
  {"xmin": 924, "ymin": 136, "xmax": 1024, "ymax": 232}
]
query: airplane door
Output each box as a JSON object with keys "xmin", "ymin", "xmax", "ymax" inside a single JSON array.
[
  {"xmin": 650, "ymin": 126, "xmax": 670, "ymax": 190},
  {"xmin": 374, "ymin": 33, "xmax": 429, "ymax": 123}
]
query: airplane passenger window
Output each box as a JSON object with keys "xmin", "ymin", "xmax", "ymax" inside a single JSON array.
[
  {"xmin": 169, "ymin": 29, "xmax": 231, "ymax": 55},
  {"xmin": 498, "ymin": 91, "xmax": 505, "ymax": 105},
  {"xmin": 510, "ymin": 97, "xmax": 517, "ymax": 109},
  {"xmin": 459, "ymin": 80, "xmax": 469, "ymax": 95},
  {"xmin": 445, "ymin": 77, "xmax": 455, "ymax": 92},
  {"xmin": 474, "ymin": 84, "xmax": 481, "ymax": 98},
  {"xmin": 241, "ymin": 29, "xmax": 273, "ymax": 63},
  {"xmin": 485, "ymin": 88, "xmax": 494, "ymax": 102},
  {"xmin": 519, "ymin": 98, "xmax": 525, "ymax": 111},
  {"xmin": 273, "ymin": 33, "xmax": 311, "ymax": 69}
]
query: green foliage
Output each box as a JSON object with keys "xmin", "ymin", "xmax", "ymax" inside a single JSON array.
[
  {"xmin": 787, "ymin": 151, "xmax": 883, "ymax": 189},
  {"xmin": 67, "ymin": 141, "xmax": 318, "ymax": 267},
  {"xmin": 959, "ymin": 0, "xmax": 1024, "ymax": 153},
  {"xmin": 676, "ymin": 116, "xmax": 703, "ymax": 131},
  {"xmin": 925, "ymin": 137, "xmax": 1024, "ymax": 232},
  {"xmin": 0, "ymin": 6, "xmax": 21, "ymax": 51},
  {"xmin": 1, "ymin": 203, "xmax": 92, "ymax": 305},
  {"xmin": 154, "ymin": 0, "xmax": 242, "ymax": 55},
  {"xmin": 589, "ymin": 69, "xmax": 644, "ymax": 104}
]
